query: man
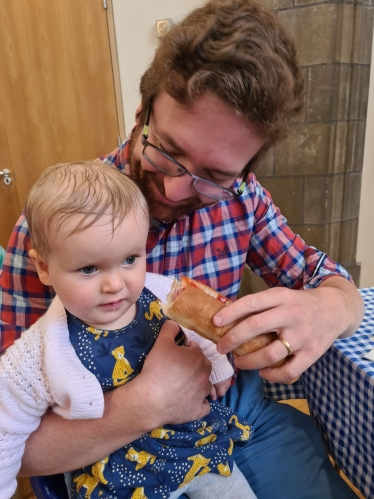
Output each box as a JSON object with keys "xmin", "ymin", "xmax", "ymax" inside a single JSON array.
[{"xmin": 0, "ymin": 0, "xmax": 363, "ymax": 497}]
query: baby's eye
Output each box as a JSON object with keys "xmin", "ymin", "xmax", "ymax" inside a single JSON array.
[
  {"xmin": 123, "ymin": 256, "xmax": 136, "ymax": 266},
  {"xmin": 79, "ymin": 266, "xmax": 97, "ymax": 275}
]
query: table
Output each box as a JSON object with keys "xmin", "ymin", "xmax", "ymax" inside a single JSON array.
[{"xmin": 264, "ymin": 288, "xmax": 374, "ymax": 499}]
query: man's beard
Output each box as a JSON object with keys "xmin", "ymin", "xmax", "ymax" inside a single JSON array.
[{"xmin": 128, "ymin": 131, "xmax": 214, "ymax": 223}]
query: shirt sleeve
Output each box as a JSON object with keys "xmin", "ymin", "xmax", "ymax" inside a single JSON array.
[
  {"xmin": 246, "ymin": 175, "xmax": 352, "ymax": 290},
  {"xmin": 182, "ymin": 327, "xmax": 234, "ymax": 384},
  {"xmin": 0, "ymin": 214, "xmax": 55, "ymax": 353},
  {"xmin": 100, "ymin": 134, "xmax": 131, "ymax": 172}
]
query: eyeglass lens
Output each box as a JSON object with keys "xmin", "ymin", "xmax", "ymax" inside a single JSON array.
[{"xmin": 143, "ymin": 143, "xmax": 235, "ymax": 200}]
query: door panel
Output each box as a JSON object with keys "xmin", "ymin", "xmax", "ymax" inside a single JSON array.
[
  {"xmin": 0, "ymin": 0, "xmax": 120, "ymax": 248},
  {"xmin": 0, "ymin": 102, "xmax": 21, "ymax": 248}
]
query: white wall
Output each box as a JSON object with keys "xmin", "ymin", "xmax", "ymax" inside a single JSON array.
[
  {"xmin": 112, "ymin": 0, "xmax": 202, "ymax": 135},
  {"xmin": 357, "ymin": 34, "xmax": 374, "ymax": 289}
]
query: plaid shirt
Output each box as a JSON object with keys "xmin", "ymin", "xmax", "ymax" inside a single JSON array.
[{"xmin": 0, "ymin": 133, "xmax": 351, "ymax": 353}]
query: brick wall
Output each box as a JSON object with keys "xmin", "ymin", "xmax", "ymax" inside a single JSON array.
[{"xmin": 242, "ymin": 0, "xmax": 374, "ymax": 293}]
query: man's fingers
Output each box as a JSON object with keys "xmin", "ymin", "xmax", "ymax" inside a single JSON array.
[
  {"xmin": 217, "ymin": 305, "xmax": 294, "ymax": 355},
  {"xmin": 258, "ymin": 354, "xmax": 306, "ymax": 384},
  {"xmin": 158, "ymin": 320, "xmax": 181, "ymax": 339},
  {"xmin": 233, "ymin": 336, "xmax": 293, "ymax": 371},
  {"xmin": 214, "ymin": 288, "xmax": 289, "ymax": 327}
]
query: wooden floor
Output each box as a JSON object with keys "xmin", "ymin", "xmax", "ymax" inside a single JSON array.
[
  {"xmin": 15, "ymin": 399, "xmax": 365, "ymax": 499},
  {"xmin": 13, "ymin": 478, "xmax": 35, "ymax": 499}
]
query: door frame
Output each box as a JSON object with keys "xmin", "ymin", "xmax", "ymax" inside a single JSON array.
[{"xmin": 106, "ymin": 0, "xmax": 126, "ymax": 143}]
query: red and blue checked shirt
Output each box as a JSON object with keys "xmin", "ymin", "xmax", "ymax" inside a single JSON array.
[{"xmin": 0, "ymin": 133, "xmax": 351, "ymax": 353}]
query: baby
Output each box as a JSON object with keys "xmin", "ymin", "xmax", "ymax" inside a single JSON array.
[{"xmin": 0, "ymin": 161, "xmax": 256, "ymax": 499}]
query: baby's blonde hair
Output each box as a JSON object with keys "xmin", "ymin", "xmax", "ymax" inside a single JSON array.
[{"xmin": 24, "ymin": 161, "xmax": 149, "ymax": 259}]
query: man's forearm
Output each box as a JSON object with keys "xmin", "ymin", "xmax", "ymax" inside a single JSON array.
[
  {"xmin": 319, "ymin": 276, "xmax": 364, "ymax": 338},
  {"xmin": 19, "ymin": 377, "xmax": 156, "ymax": 476}
]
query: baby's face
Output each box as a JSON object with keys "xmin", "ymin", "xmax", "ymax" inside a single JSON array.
[{"xmin": 45, "ymin": 210, "xmax": 149, "ymax": 330}]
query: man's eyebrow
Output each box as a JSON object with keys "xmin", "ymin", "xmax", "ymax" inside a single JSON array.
[
  {"xmin": 154, "ymin": 127, "xmax": 184, "ymax": 153},
  {"xmin": 155, "ymin": 128, "xmax": 242, "ymax": 179},
  {"xmin": 205, "ymin": 166, "xmax": 241, "ymax": 179}
]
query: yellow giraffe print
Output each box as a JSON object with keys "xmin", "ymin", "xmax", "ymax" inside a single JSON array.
[
  {"xmin": 195, "ymin": 433, "xmax": 217, "ymax": 447},
  {"xmin": 125, "ymin": 447, "xmax": 157, "ymax": 470},
  {"xmin": 73, "ymin": 474, "xmax": 98, "ymax": 499},
  {"xmin": 228, "ymin": 438, "xmax": 234, "ymax": 455},
  {"xmin": 91, "ymin": 457, "xmax": 108, "ymax": 484},
  {"xmin": 196, "ymin": 422, "xmax": 214, "ymax": 435},
  {"xmin": 73, "ymin": 457, "xmax": 108, "ymax": 499},
  {"xmin": 178, "ymin": 454, "xmax": 211, "ymax": 489},
  {"xmin": 86, "ymin": 326, "xmax": 109, "ymax": 341},
  {"xmin": 144, "ymin": 300, "xmax": 163, "ymax": 320},
  {"xmin": 217, "ymin": 461, "xmax": 232, "ymax": 476},
  {"xmin": 111, "ymin": 346, "xmax": 134, "ymax": 386},
  {"xmin": 229, "ymin": 415, "xmax": 251, "ymax": 441},
  {"xmin": 149, "ymin": 427, "xmax": 175, "ymax": 439},
  {"xmin": 130, "ymin": 488, "xmax": 148, "ymax": 499}
]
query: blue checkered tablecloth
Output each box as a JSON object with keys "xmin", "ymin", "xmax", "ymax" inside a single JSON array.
[{"xmin": 264, "ymin": 288, "xmax": 374, "ymax": 498}]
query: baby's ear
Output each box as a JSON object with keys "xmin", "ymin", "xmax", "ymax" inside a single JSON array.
[{"xmin": 29, "ymin": 249, "xmax": 51, "ymax": 286}]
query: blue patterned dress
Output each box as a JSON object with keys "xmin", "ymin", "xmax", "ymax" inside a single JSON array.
[{"xmin": 68, "ymin": 288, "xmax": 252, "ymax": 499}]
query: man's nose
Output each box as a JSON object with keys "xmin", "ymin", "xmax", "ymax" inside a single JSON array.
[
  {"xmin": 101, "ymin": 271, "xmax": 124, "ymax": 294},
  {"xmin": 163, "ymin": 174, "xmax": 197, "ymax": 201}
]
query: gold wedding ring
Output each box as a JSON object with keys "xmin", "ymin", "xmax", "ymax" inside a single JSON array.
[{"xmin": 278, "ymin": 337, "xmax": 293, "ymax": 357}]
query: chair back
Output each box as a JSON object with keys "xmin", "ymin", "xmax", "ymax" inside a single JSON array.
[{"xmin": 30, "ymin": 474, "xmax": 68, "ymax": 499}]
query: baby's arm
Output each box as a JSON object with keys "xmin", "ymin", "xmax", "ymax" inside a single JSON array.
[
  {"xmin": 0, "ymin": 327, "xmax": 52, "ymax": 498},
  {"xmin": 144, "ymin": 272, "xmax": 233, "ymax": 383},
  {"xmin": 182, "ymin": 327, "xmax": 234, "ymax": 398},
  {"xmin": 145, "ymin": 273, "xmax": 232, "ymax": 398},
  {"xmin": 211, "ymin": 377, "xmax": 232, "ymax": 399}
]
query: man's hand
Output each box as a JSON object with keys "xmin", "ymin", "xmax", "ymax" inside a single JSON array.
[
  {"xmin": 140, "ymin": 320, "xmax": 212, "ymax": 426},
  {"xmin": 214, "ymin": 277, "xmax": 364, "ymax": 383}
]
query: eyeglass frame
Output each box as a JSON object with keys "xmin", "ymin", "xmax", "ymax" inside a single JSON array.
[{"xmin": 140, "ymin": 104, "xmax": 254, "ymax": 200}]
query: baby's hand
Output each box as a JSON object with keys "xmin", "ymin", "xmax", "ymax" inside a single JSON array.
[{"xmin": 210, "ymin": 377, "xmax": 232, "ymax": 400}]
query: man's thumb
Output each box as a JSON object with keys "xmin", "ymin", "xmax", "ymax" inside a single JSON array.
[{"xmin": 158, "ymin": 320, "xmax": 180, "ymax": 339}]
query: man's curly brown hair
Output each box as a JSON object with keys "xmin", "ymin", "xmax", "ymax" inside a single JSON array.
[{"xmin": 139, "ymin": 0, "xmax": 303, "ymax": 168}]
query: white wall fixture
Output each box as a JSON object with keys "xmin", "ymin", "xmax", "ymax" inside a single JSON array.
[{"xmin": 156, "ymin": 19, "xmax": 173, "ymax": 38}]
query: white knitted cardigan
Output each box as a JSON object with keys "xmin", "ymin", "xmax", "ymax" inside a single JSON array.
[{"xmin": 0, "ymin": 273, "xmax": 233, "ymax": 499}]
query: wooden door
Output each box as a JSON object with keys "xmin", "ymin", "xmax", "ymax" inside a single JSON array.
[{"xmin": 0, "ymin": 0, "xmax": 121, "ymax": 248}]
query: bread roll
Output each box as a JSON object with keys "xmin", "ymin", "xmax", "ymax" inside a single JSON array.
[{"xmin": 161, "ymin": 276, "xmax": 282, "ymax": 360}]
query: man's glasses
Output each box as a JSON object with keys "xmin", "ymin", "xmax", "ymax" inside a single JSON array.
[{"xmin": 141, "ymin": 105, "xmax": 252, "ymax": 201}]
